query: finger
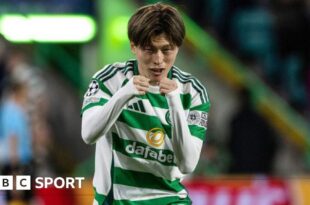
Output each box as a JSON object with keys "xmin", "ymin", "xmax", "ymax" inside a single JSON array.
[
  {"xmin": 160, "ymin": 82, "xmax": 176, "ymax": 90},
  {"xmin": 160, "ymin": 78, "xmax": 175, "ymax": 86},
  {"xmin": 134, "ymin": 79, "xmax": 149, "ymax": 88},
  {"xmin": 135, "ymin": 78, "xmax": 150, "ymax": 87},
  {"xmin": 136, "ymin": 84, "xmax": 149, "ymax": 92},
  {"xmin": 139, "ymin": 81, "xmax": 150, "ymax": 87},
  {"xmin": 133, "ymin": 75, "xmax": 149, "ymax": 82},
  {"xmin": 137, "ymin": 75, "xmax": 150, "ymax": 82},
  {"xmin": 138, "ymin": 91, "xmax": 146, "ymax": 95},
  {"xmin": 160, "ymin": 87, "xmax": 171, "ymax": 94}
]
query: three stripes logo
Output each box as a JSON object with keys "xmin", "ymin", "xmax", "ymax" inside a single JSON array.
[{"xmin": 127, "ymin": 100, "xmax": 146, "ymax": 113}]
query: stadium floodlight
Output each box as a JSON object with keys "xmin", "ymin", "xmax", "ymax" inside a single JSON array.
[
  {"xmin": 0, "ymin": 14, "xmax": 97, "ymax": 43},
  {"xmin": 108, "ymin": 16, "xmax": 129, "ymax": 45}
]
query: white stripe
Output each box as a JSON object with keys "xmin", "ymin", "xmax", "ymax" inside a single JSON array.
[
  {"xmin": 173, "ymin": 67, "xmax": 209, "ymax": 103},
  {"xmin": 176, "ymin": 81, "xmax": 192, "ymax": 95},
  {"xmin": 104, "ymin": 70, "xmax": 126, "ymax": 94},
  {"xmin": 113, "ymin": 151, "xmax": 184, "ymax": 180},
  {"xmin": 93, "ymin": 135, "xmax": 112, "ymax": 196},
  {"xmin": 113, "ymin": 184, "xmax": 187, "ymax": 201}
]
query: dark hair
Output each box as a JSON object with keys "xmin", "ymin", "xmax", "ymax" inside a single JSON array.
[{"xmin": 128, "ymin": 3, "xmax": 185, "ymax": 48}]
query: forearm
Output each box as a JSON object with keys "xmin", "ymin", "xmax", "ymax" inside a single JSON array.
[
  {"xmin": 167, "ymin": 91, "xmax": 202, "ymax": 174},
  {"xmin": 82, "ymin": 79, "xmax": 137, "ymax": 144}
]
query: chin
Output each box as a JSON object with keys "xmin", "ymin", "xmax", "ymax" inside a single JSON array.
[{"xmin": 154, "ymin": 76, "xmax": 163, "ymax": 82}]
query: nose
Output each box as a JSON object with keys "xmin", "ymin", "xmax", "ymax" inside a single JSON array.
[{"xmin": 153, "ymin": 50, "xmax": 164, "ymax": 66}]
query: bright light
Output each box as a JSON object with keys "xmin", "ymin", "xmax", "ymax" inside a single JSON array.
[
  {"xmin": 0, "ymin": 15, "xmax": 31, "ymax": 42},
  {"xmin": 109, "ymin": 16, "xmax": 129, "ymax": 45},
  {"xmin": 0, "ymin": 14, "xmax": 97, "ymax": 43}
]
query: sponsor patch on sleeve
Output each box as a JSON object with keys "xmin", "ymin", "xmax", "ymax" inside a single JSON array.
[{"xmin": 187, "ymin": 111, "xmax": 208, "ymax": 128}]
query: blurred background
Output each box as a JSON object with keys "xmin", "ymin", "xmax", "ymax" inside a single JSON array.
[{"xmin": 0, "ymin": 0, "xmax": 309, "ymax": 204}]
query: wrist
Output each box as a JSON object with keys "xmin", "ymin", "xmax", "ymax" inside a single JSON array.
[
  {"xmin": 123, "ymin": 78, "xmax": 140, "ymax": 96},
  {"xmin": 166, "ymin": 88, "xmax": 179, "ymax": 98},
  {"xmin": 166, "ymin": 89, "xmax": 183, "ymax": 109}
]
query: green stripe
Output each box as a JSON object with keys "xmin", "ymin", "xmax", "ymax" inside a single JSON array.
[
  {"xmin": 191, "ymin": 102, "xmax": 211, "ymax": 112},
  {"xmin": 124, "ymin": 68, "xmax": 134, "ymax": 75},
  {"xmin": 112, "ymin": 133, "xmax": 176, "ymax": 166},
  {"xmin": 124, "ymin": 61, "xmax": 134, "ymax": 75},
  {"xmin": 93, "ymin": 78, "xmax": 112, "ymax": 96},
  {"xmin": 113, "ymin": 167, "xmax": 184, "ymax": 192},
  {"xmin": 138, "ymin": 93, "xmax": 191, "ymax": 110},
  {"xmin": 133, "ymin": 60, "xmax": 139, "ymax": 75},
  {"xmin": 100, "ymin": 66, "xmax": 126, "ymax": 82},
  {"xmin": 114, "ymin": 195, "xmax": 191, "ymax": 205},
  {"xmin": 95, "ymin": 64, "xmax": 113, "ymax": 79},
  {"xmin": 138, "ymin": 93, "xmax": 168, "ymax": 109},
  {"xmin": 96, "ymin": 63, "xmax": 126, "ymax": 81},
  {"xmin": 94, "ymin": 187, "xmax": 106, "ymax": 205},
  {"xmin": 180, "ymin": 93, "xmax": 191, "ymax": 110},
  {"xmin": 119, "ymin": 110, "xmax": 172, "ymax": 138},
  {"xmin": 81, "ymin": 98, "xmax": 108, "ymax": 114},
  {"xmin": 121, "ymin": 78, "xmax": 129, "ymax": 87},
  {"xmin": 189, "ymin": 125, "xmax": 206, "ymax": 141},
  {"xmin": 162, "ymin": 124, "xmax": 172, "ymax": 138}
]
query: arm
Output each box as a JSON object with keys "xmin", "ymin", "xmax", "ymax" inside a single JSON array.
[
  {"xmin": 81, "ymin": 76, "xmax": 149, "ymax": 144},
  {"xmin": 160, "ymin": 78, "xmax": 209, "ymax": 174},
  {"xmin": 167, "ymin": 90, "xmax": 203, "ymax": 174}
]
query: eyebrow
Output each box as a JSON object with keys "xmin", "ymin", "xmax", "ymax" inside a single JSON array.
[{"xmin": 144, "ymin": 44, "xmax": 173, "ymax": 49}]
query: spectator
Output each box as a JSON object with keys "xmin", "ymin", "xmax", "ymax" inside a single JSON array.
[
  {"xmin": 0, "ymin": 78, "xmax": 33, "ymax": 204},
  {"xmin": 228, "ymin": 88, "xmax": 278, "ymax": 174},
  {"xmin": 272, "ymin": 0, "xmax": 310, "ymax": 112}
]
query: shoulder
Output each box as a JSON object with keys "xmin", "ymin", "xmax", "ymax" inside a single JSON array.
[
  {"xmin": 171, "ymin": 66, "xmax": 210, "ymax": 104},
  {"xmin": 92, "ymin": 60, "xmax": 135, "ymax": 82}
]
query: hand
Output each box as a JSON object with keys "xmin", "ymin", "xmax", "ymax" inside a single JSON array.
[
  {"xmin": 133, "ymin": 75, "xmax": 150, "ymax": 95},
  {"xmin": 159, "ymin": 78, "xmax": 178, "ymax": 94}
]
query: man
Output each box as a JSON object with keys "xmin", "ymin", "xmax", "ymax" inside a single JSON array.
[
  {"xmin": 0, "ymin": 78, "xmax": 33, "ymax": 204},
  {"xmin": 81, "ymin": 3, "xmax": 210, "ymax": 205}
]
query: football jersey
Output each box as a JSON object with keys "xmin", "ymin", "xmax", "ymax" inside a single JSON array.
[{"xmin": 81, "ymin": 60, "xmax": 210, "ymax": 205}]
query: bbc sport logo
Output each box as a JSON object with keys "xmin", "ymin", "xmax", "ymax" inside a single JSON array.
[{"xmin": 0, "ymin": 175, "xmax": 85, "ymax": 190}]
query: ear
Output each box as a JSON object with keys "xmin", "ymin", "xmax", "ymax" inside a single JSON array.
[{"xmin": 130, "ymin": 42, "xmax": 136, "ymax": 54}]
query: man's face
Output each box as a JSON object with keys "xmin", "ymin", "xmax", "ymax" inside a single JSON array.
[{"xmin": 130, "ymin": 33, "xmax": 179, "ymax": 85}]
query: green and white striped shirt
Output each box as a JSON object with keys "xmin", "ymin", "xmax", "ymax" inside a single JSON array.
[{"xmin": 81, "ymin": 60, "xmax": 210, "ymax": 205}]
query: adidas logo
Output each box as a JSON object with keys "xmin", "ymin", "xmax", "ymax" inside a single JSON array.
[{"xmin": 127, "ymin": 100, "xmax": 146, "ymax": 113}]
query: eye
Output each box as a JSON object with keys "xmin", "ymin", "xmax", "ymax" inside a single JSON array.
[
  {"xmin": 143, "ymin": 47, "xmax": 155, "ymax": 53},
  {"xmin": 162, "ymin": 49, "xmax": 171, "ymax": 54}
]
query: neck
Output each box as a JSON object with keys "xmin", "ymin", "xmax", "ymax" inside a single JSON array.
[{"xmin": 149, "ymin": 80, "xmax": 159, "ymax": 86}]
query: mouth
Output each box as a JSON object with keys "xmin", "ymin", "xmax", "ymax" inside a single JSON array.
[{"xmin": 149, "ymin": 68, "xmax": 165, "ymax": 76}]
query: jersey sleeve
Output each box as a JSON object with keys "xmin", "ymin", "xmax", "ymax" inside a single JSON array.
[
  {"xmin": 187, "ymin": 100, "xmax": 210, "ymax": 141},
  {"xmin": 81, "ymin": 69, "xmax": 138, "ymax": 144},
  {"xmin": 167, "ymin": 79, "xmax": 210, "ymax": 174},
  {"xmin": 81, "ymin": 77, "xmax": 112, "ymax": 114}
]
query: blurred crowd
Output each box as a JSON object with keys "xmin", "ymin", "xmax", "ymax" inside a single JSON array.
[
  {"xmin": 168, "ymin": 0, "xmax": 310, "ymax": 176},
  {"xmin": 0, "ymin": 37, "xmax": 53, "ymax": 204},
  {"xmin": 182, "ymin": 0, "xmax": 310, "ymax": 117},
  {"xmin": 0, "ymin": 37, "xmax": 83, "ymax": 204}
]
